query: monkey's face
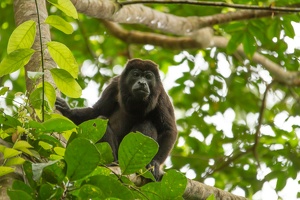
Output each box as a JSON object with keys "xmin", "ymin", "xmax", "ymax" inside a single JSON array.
[{"xmin": 127, "ymin": 69, "xmax": 156, "ymax": 100}]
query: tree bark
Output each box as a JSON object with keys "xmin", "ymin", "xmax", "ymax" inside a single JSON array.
[
  {"xmin": 14, "ymin": 0, "xmax": 56, "ymax": 94},
  {"xmin": 110, "ymin": 166, "xmax": 248, "ymax": 200},
  {"xmin": 0, "ymin": 0, "xmax": 56, "ymax": 199}
]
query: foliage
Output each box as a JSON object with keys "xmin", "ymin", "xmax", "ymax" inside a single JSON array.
[
  {"xmin": 1, "ymin": 0, "xmax": 300, "ymax": 199},
  {"xmin": 1, "ymin": 111, "xmax": 187, "ymax": 199},
  {"xmin": 0, "ymin": 1, "xmax": 187, "ymax": 199}
]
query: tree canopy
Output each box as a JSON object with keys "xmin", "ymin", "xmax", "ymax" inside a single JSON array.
[{"xmin": 0, "ymin": 0, "xmax": 300, "ymax": 199}]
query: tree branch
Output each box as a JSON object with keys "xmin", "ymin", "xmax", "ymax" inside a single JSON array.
[
  {"xmin": 71, "ymin": 0, "xmax": 293, "ymax": 35},
  {"xmin": 109, "ymin": 166, "xmax": 248, "ymax": 200},
  {"xmin": 100, "ymin": 19, "xmax": 300, "ymax": 87},
  {"xmin": 121, "ymin": 0, "xmax": 300, "ymax": 13},
  {"xmin": 101, "ymin": 20, "xmax": 213, "ymax": 49},
  {"xmin": 212, "ymin": 36, "xmax": 300, "ymax": 86}
]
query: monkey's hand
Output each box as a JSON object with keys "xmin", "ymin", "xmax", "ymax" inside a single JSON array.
[
  {"xmin": 55, "ymin": 97, "xmax": 71, "ymax": 117},
  {"xmin": 147, "ymin": 160, "xmax": 163, "ymax": 181}
]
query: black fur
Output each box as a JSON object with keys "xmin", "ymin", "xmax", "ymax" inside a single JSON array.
[{"xmin": 55, "ymin": 59, "xmax": 177, "ymax": 180}]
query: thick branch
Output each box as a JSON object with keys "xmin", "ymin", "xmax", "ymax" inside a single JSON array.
[
  {"xmin": 109, "ymin": 166, "xmax": 247, "ymax": 200},
  {"xmin": 122, "ymin": 0, "xmax": 300, "ymax": 13},
  {"xmin": 101, "ymin": 20, "xmax": 213, "ymax": 49},
  {"xmin": 101, "ymin": 19, "xmax": 300, "ymax": 86},
  {"xmin": 71, "ymin": 0, "xmax": 288, "ymax": 35}
]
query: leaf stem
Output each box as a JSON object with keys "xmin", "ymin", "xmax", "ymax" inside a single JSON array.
[{"xmin": 34, "ymin": 0, "xmax": 45, "ymax": 122}]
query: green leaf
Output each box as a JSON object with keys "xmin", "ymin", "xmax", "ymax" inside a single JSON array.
[
  {"xmin": 0, "ymin": 166, "xmax": 15, "ymax": 176},
  {"xmin": 32, "ymin": 160, "xmax": 58, "ymax": 181},
  {"xmin": 54, "ymin": 147, "xmax": 65, "ymax": 156},
  {"xmin": 29, "ymin": 87, "xmax": 44, "ymax": 109},
  {"xmin": 95, "ymin": 142, "xmax": 114, "ymax": 164},
  {"xmin": 276, "ymin": 174, "xmax": 287, "ymax": 191},
  {"xmin": 3, "ymin": 148, "xmax": 21, "ymax": 159},
  {"xmin": 227, "ymin": 32, "xmax": 244, "ymax": 54},
  {"xmin": 45, "ymin": 15, "xmax": 73, "ymax": 34},
  {"xmin": 0, "ymin": 114, "xmax": 22, "ymax": 127},
  {"xmin": 160, "ymin": 170, "xmax": 187, "ymax": 198},
  {"xmin": 23, "ymin": 161, "xmax": 37, "ymax": 188},
  {"xmin": 79, "ymin": 184, "xmax": 103, "ymax": 199},
  {"xmin": 242, "ymin": 32, "xmax": 256, "ymax": 58},
  {"xmin": 7, "ymin": 189, "xmax": 33, "ymax": 200},
  {"xmin": 78, "ymin": 119, "xmax": 108, "ymax": 143},
  {"xmin": 0, "ymin": 48, "xmax": 35, "ymax": 77},
  {"xmin": 282, "ymin": 19, "xmax": 295, "ymax": 38},
  {"xmin": 41, "ymin": 81, "xmax": 56, "ymax": 109},
  {"xmin": 0, "ymin": 87, "xmax": 9, "ymax": 95},
  {"xmin": 47, "ymin": 0, "xmax": 78, "ymax": 19},
  {"xmin": 267, "ymin": 19, "xmax": 280, "ymax": 39},
  {"xmin": 42, "ymin": 160, "xmax": 66, "ymax": 184},
  {"xmin": 42, "ymin": 117, "xmax": 77, "ymax": 132},
  {"xmin": 5, "ymin": 157, "xmax": 26, "ymax": 166},
  {"xmin": 50, "ymin": 68, "xmax": 82, "ymax": 98},
  {"xmin": 47, "ymin": 41, "xmax": 78, "ymax": 78},
  {"xmin": 38, "ymin": 183, "xmax": 63, "ymax": 200},
  {"xmin": 38, "ymin": 141, "xmax": 53, "ymax": 150},
  {"xmin": 141, "ymin": 170, "xmax": 187, "ymax": 199},
  {"xmin": 14, "ymin": 141, "xmax": 33, "ymax": 149},
  {"xmin": 65, "ymin": 138, "xmax": 101, "ymax": 181},
  {"xmin": 87, "ymin": 175, "xmax": 133, "ymax": 199},
  {"xmin": 12, "ymin": 180, "xmax": 34, "ymax": 198},
  {"xmin": 119, "ymin": 132, "xmax": 158, "ymax": 175},
  {"xmin": 7, "ymin": 20, "xmax": 36, "ymax": 54}
]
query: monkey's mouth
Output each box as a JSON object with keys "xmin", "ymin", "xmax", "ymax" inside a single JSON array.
[
  {"xmin": 133, "ymin": 89, "xmax": 150, "ymax": 98},
  {"xmin": 134, "ymin": 87, "xmax": 149, "ymax": 93}
]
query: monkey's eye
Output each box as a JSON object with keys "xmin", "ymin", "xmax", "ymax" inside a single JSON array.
[
  {"xmin": 132, "ymin": 70, "xmax": 140, "ymax": 77},
  {"xmin": 145, "ymin": 72, "xmax": 153, "ymax": 80}
]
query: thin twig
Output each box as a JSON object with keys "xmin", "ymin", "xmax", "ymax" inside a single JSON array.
[{"xmin": 252, "ymin": 82, "xmax": 274, "ymax": 166}]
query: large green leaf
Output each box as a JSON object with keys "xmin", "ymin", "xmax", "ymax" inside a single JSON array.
[
  {"xmin": 86, "ymin": 175, "xmax": 134, "ymax": 199},
  {"xmin": 0, "ymin": 48, "xmax": 35, "ymax": 77},
  {"xmin": 45, "ymin": 15, "xmax": 73, "ymax": 34},
  {"xmin": 78, "ymin": 119, "xmax": 108, "ymax": 143},
  {"xmin": 7, "ymin": 189, "xmax": 33, "ymax": 200},
  {"xmin": 7, "ymin": 20, "xmax": 36, "ymax": 54},
  {"xmin": 47, "ymin": 0, "xmax": 78, "ymax": 19},
  {"xmin": 47, "ymin": 41, "xmax": 78, "ymax": 78},
  {"xmin": 65, "ymin": 138, "xmax": 100, "ymax": 181},
  {"xmin": 50, "ymin": 68, "xmax": 82, "ymax": 98},
  {"xmin": 141, "ymin": 170, "xmax": 187, "ymax": 199},
  {"xmin": 12, "ymin": 180, "xmax": 34, "ymax": 198},
  {"xmin": 42, "ymin": 117, "xmax": 77, "ymax": 133},
  {"xmin": 118, "ymin": 132, "xmax": 158, "ymax": 175}
]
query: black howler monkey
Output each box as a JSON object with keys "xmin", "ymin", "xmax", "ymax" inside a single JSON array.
[{"xmin": 55, "ymin": 59, "xmax": 177, "ymax": 180}]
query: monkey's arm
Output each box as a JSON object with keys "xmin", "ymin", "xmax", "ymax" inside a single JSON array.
[
  {"xmin": 55, "ymin": 78, "xmax": 119, "ymax": 125},
  {"xmin": 150, "ymin": 94, "xmax": 178, "ymax": 180}
]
